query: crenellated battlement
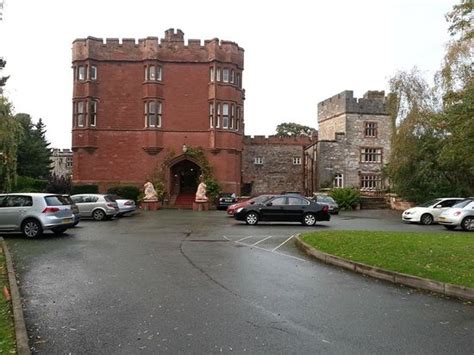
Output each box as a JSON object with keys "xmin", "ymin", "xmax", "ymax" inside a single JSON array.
[
  {"xmin": 72, "ymin": 28, "xmax": 244, "ymax": 66},
  {"xmin": 244, "ymin": 135, "xmax": 313, "ymax": 146},
  {"xmin": 318, "ymin": 90, "xmax": 388, "ymax": 122}
]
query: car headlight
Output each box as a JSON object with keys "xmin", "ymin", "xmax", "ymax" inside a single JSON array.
[{"xmin": 236, "ymin": 207, "xmax": 244, "ymax": 213}]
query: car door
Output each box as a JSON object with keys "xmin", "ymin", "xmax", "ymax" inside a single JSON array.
[
  {"xmin": 286, "ymin": 197, "xmax": 311, "ymax": 221},
  {"xmin": 0, "ymin": 195, "xmax": 33, "ymax": 230},
  {"xmin": 433, "ymin": 199, "xmax": 462, "ymax": 220},
  {"xmin": 259, "ymin": 197, "xmax": 287, "ymax": 221}
]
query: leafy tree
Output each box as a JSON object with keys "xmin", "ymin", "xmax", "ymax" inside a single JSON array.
[
  {"xmin": 16, "ymin": 114, "xmax": 52, "ymax": 179},
  {"xmin": 387, "ymin": 1, "xmax": 473, "ymax": 202},
  {"xmin": 276, "ymin": 122, "xmax": 316, "ymax": 137},
  {"xmin": 0, "ymin": 97, "xmax": 23, "ymax": 192},
  {"xmin": 0, "ymin": 58, "xmax": 9, "ymax": 95}
]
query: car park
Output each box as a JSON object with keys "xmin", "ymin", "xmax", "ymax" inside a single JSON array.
[
  {"xmin": 216, "ymin": 193, "xmax": 238, "ymax": 210},
  {"xmin": 234, "ymin": 194, "xmax": 330, "ymax": 226},
  {"xmin": 402, "ymin": 197, "xmax": 464, "ymax": 225},
  {"xmin": 313, "ymin": 194, "xmax": 339, "ymax": 214},
  {"xmin": 70, "ymin": 194, "xmax": 119, "ymax": 221},
  {"xmin": 0, "ymin": 193, "xmax": 75, "ymax": 237},
  {"xmin": 437, "ymin": 198, "xmax": 474, "ymax": 231},
  {"xmin": 227, "ymin": 194, "xmax": 274, "ymax": 216},
  {"xmin": 109, "ymin": 195, "xmax": 137, "ymax": 216}
]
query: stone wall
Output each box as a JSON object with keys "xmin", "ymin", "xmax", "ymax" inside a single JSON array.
[{"xmin": 242, "ymin": 136, "xmax": 312, "ymax": 195}]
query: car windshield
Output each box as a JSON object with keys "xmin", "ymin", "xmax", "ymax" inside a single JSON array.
[
  {"xmin": 45, "ymin": 195, "xmax": 70, "ymax": 206},
  {"xmin": 418, "ymin": 199, "xmax": 442, "ymax": 207},
  {"xmin": 452, "ymin": 199, "xmax": 472, "ymax": 208}
]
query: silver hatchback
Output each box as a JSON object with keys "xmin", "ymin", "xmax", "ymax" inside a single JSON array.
[
  {"xmin": 71, "ymin": 194, "xmax": 119, "ymax": 221},
  {"xmin": 0, "ymin": 193, "xmax": 75, "ymax": 237}
]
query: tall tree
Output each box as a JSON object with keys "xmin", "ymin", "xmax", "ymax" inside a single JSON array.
[
  {"xmin": 0, "ymin": 58, "xmax": 9, "ymax": 95},
  {"xmin": 387, "ymin": 1, "xmax": 473, "ymax": 202},
  {"xmin": 276, "ymin": 122, "xmax": 316, "ymax": 137},
  {"xmin": 0, "ymin": 97, "xmax": 23, "ymax": 192},
  {"xmin": 16, "ymin": 114, "xmax": 52, "ymax": 179}
]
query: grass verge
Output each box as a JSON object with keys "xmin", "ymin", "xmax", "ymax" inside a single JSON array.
[
  {"xmin": 301, "ymin": 231, "xmax": 474, "ymax": 288},
  {"xmin": 0, "ymin": 245, "xmax": 16, "ymax": 353}
]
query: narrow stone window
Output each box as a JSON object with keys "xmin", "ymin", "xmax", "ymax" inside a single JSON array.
[
  {"xmin": 216, "ymin": 68, "xmax": 221, "ymax": 82},
  {"xmin": 77, "ymin": 101, "xmax": 85, "ymax": 127},
  {"xmin": 230, "ymin": 70, "xmax": 235, "ymax": 84},
  {"xmin": 78, "ymin": 66, "xmax": 85, "ymax": 81},
  {"xmin": 209, "ymin": 67, "xmax": 214, "ymax": 82},
  {"xmin": 223, "ymin": 69, "xmax": 229, "ymax": 83},
  {"xmin": 364, "ymin": 122, "xmax": 377, "ymax": 137},
  {"xmin": 236, "ymin": 73, "xmax": 241, "ymax": 88},
  {"xmin": 254, "ymin": 157, "xmax": 263, "ymax": 165},
  {"xmin": 216, "ymin": 103, "xmax": 221, "ymax": 128},
  {"xmin": 148, "ymin": 65, "xmax": 156, "ymax": 80},
  {"xmin": 145, "ymin": 101, "xmax": 162, "ymax": 128},
  {"xmin": 89, "ymin": 100, "xmax": 97, "ymax": 127},
  {"xmin": 230, "ymin": 104, "xmax": 235, "ymax": 129},
  {"xmin": 236, "ymin": 106, "xmax": 241, "ymax": 131},
  {"xmin": 333, "ymin": 173, "xmax": 344, "ymax": 188},
  {"xmin": 293, "ymin": 157, "xmax": 302, "ymax": 165},
  {"xmin": 90, "ymin": 65, "xmax": 97, "ymax": 80},
  {"xmin": 222, "ymin": 103, "xmax": 229, "ymax": 128},
  {"xmin": 209, "ymin": 102, "xmax": 214, "ymax": 128}
]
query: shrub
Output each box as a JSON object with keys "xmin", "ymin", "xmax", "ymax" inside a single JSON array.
[
  {"xmin": 13, "ymin": 176, "xmax": 48, "ymax": 192},
  {"xmin": 45, "ymin": 174, "xmax": 72, "ymax": 194},
  {"xmin": 330, "ymin": 187, "xmax": 361, "ymax": 210},
  {"xmin": 204, "ymin": 178, "xmax": 221, "ymax": 201},
  {"xmin": 71, "ymin": 184, "xmax": 99, "ymax": 195},
  {"xmin": 107, "ymin": 185, "xmax": 141, "ymax": 202}
]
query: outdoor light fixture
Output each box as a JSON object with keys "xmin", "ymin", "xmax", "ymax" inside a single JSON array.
[{"xmin": 182, "ymin": 144, "xmax": 188, "ymax": 153}]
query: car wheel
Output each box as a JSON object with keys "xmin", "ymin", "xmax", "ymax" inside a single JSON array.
[
  {"xmin": 52, "ymin": 227, "xmax": 67, "ymax": 235},
  {"xmin": 461, "ymin": 217, "xmax": 474, "ymax": 231},
  {"xmin": 22, "ymin": 219, "xmax": 43, "ymax": 238},
  {"xmin": 92, "ymin": 209, "xmax": 106, "ymax": 221},
  {"xmin": 443, "ymin": 225, "xmax": 456, "ymax": 230},
  {"xmin": 245, "ymin": 212, "xmax": 259, "ymax": 225},
  {"xmin": 420, "ymin": 213, "xmax": 434, "ymax": 225},
  {"xmin": 302, "ymin": 213, "xmax": 316, "ymax": 226}
]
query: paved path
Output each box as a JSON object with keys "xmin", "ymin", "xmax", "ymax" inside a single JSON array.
[{"xmin": 5, "ymin": 210, "xmax": 474, "ymax": 354}]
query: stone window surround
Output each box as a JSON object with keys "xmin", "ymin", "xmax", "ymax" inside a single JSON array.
[
  {"xmin": 74, "ymin": 63, "xmax": 98, "ymax": 82},
  {"xmin": 144, "ymin": 100, "xmax": 162, "ymax": 128},
  {"xmin": 209, "ymin": 64, "xmax": 242, "ymax": 88},
  {"xmin": 209, "ymin": 101, "xmax": 242, "ymax": 131},
  {"xmin": 144, "ymin": 63, "xmax": 162, "ymax": 82},
  {"xmin": 360, "ymin": 147, "xmax": 383, "ymax": 163},
  {"xmin": 333, "ymin": 173, "xmax": 344, "ymax": 188},
  {"xmin": 364, "ymin": 121, "xmax": 378, "ymax": 138},
  {"xmin": 73, "ymin": 98, "xmax": 98, "ymax": 128},
  {"xmin": 254, "ymin": 157, "xmax": 264, "ymax": 165},
  {"xmin": 293, "ymin": 157, "xmax": 302, "ymax": 165},
  {"xmin": 360, "ymin": 173, "xmax": 382, "ymax": 189}
]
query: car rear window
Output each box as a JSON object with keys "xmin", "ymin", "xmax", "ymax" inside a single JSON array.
[
  {"xmin": 104, "ymin": 195, "xmax": 116, "ymax": 202},
  {"xmin": 45, "ymin": 195, "xmax": 70, "ymax": 206}
]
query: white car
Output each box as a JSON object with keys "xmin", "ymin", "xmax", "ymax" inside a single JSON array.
[
  {"xmin": 110, "ymin": 195, "xmax": 137, "ymax": 216},
  {"xmin": 402, "ymin": 198, "xmax": 464, "ymax": 225},
  {"xmin": 438, "ymin": 198, "xmax": 474, "ymax": 231}
]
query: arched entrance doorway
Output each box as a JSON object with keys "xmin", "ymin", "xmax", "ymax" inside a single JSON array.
[{"xmin": 170, "ymin": 159, "xmax": 202, "ymax": 196}]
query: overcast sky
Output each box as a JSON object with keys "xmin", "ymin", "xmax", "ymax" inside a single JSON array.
[{"xmin": 1, "ymin": 0, "xmax": 455, "ymax": 148}]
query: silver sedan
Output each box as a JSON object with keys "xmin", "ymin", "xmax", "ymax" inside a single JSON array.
[{"xmin": 437, "ymin": 198, "xmax": 474, "ymax": 231}]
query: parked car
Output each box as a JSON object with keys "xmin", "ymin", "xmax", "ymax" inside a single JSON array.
[
  {"xmin": 227, "ymin": 194, "xmax": 274, "ymax": 216},
  {"xmin": 437, "ymin": 198, "xmax": 474, "ymax": 231},
  {"xmin": 216, "ymin": 193, "xmax": 238, "ymax": 210},
  {"xmin": 62, "ymin": 195, "xmax": 81, "ymax": 226},
  {"xmin": 0, "ymin": 193, "xmax": 75, "ymax": 237},
  {"xmin": 402, "ymin": 197, "xmax": 464, "ymax": 225},
  {"xmin": 234, "ymin": 194, "xmax": 330, "ymax": 226},
  {"xmin": 313, "ymin": 194, "xmax": 339, "ymax": 214},
  {"xmin": 109, "ymin": 195, "xmax": 137, "ymax": 216},
  {"xmin": 70, "ymin": 194, "xmax": 119, "ymax": 221}
]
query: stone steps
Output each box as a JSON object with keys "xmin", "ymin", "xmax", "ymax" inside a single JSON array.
[{"xmin": 360, "ymin": 197, "xmax": 389, "ymax": 209}]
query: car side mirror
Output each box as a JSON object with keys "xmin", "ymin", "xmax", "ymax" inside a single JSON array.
[
  {"xmin": 265, "ymin": 202, "xmax": 273, "ymax": 206},
  {"xmin": 434, "ymin": 205, "xmax": 442, "ymax": 208}
]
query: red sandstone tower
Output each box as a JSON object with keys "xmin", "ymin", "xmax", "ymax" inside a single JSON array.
[{"xmin": 72, "ymin": 29, "xmax": 245, "ymax": 201}]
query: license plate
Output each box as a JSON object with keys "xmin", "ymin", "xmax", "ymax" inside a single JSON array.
[{"xmin": 63, "ymin": 218, "xmax": 73, "ymax": 224}]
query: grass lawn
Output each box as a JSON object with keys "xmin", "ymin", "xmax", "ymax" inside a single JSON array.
[
  {"xmin": 301, "ymin": 231, "xmax": 474, "ymax": 288},
  {"xmin": 0, "ymin": 246, "xmax": 16, "ymax": 354}
]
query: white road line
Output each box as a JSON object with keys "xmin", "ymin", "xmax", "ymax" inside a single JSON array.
[
  {"xmin": 251, "ymin": 236, "xmax": 273, "ymax": 246},
  {"xmin": 271, "ymin": 234, "xmax": 295, "ymax": 252},
  {"xmin": 235, "ymin": 235, "xmax": 254, "ymax": 243}
]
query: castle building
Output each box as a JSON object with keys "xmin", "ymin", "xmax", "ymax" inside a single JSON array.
[
  {"xmin": 305, "ymin": 90, "xmax": 392, "ymax": 194},
  {"xmin": 71, "ymin": 29, "xmax": 245, "ymax": 199}
]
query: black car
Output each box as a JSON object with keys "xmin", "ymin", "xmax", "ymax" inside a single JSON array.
[
  {"xmin": 234, "ymin": 195, "xmax": 330, "ymax": 226},
  {"xmin": 216, "ymin": 193, "xmax": 238, "ymax": 210}
]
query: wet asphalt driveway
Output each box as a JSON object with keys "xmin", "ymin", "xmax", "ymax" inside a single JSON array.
[{"xmin": 4, "ymin": 209, "xmax": 474, "ymax": 354}]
